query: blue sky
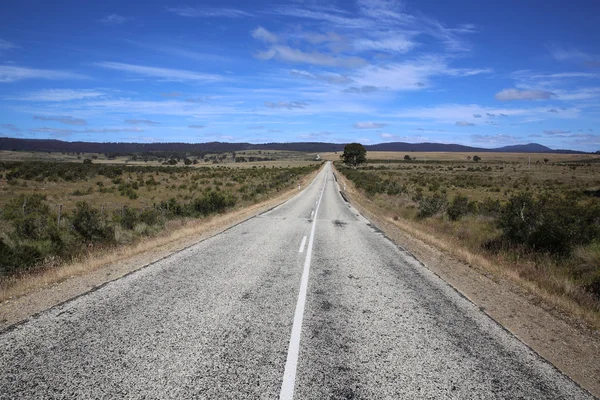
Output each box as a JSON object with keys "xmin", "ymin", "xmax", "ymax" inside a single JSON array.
[{"xmin": 0, "ymin": 0, "xmax": 599, "ymax": 151}]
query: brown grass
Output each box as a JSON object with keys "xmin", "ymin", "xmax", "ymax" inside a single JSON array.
[
  {"xmin": 0, "ymin": 166, "xmax": 321, "ymax": 303},
  {"xmin": 333, "ymin": 164, "xmax": 600, "ymax": 330},
  {"xmin": 322, "ymin": 151, "xmax": 600, "ymax": 163}
]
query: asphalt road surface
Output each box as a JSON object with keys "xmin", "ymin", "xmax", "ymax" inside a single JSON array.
[{"xmin": 0, "ymin": 162, "xmax": 594, "ymax": 399}]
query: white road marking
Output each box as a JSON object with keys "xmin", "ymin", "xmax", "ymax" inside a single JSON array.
[
  {"xmin": 298, "ymin": 236, "xmax": 307, "ymax": 253},
  {"xmin": 280, "ymin": 167, "xmax": 327, "ymax": 400}
]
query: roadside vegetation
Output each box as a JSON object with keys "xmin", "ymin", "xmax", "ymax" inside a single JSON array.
[
  {"xmin": 336, "ymin": 154, "xmax": 600, "ymax": 319},
  {"xmin": 0, "ymin": 158, "xmax": 320, "ymax": 282}
]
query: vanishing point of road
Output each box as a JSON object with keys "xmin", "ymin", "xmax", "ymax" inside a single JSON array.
[{"xmin": 0, "ymin": 162, "xmax": 593, "ymax": 399}]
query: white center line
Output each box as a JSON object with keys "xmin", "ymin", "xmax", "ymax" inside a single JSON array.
[
  {"xmin": 280, "ymin": 167, "xmax": 327, "ymax": 400},
  {"xmin": 298, "ymin": 236, "xmax": 307, "ymax": 253}
]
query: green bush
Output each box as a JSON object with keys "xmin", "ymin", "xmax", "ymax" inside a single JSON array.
[
  {"xmin": 191, "ymin": 190, "xmax": 236, "ymax": 216},
  {"xmin": 0, "ymin": 239, "xmax": 43, "ymax": 276},
  {"xmin": 71, "ymin": 201, "xmax": 114, "ymax": 243},
  {"xmin": 447, "ymin": 195, "xmax": 469, "ymax": 221},
  {"xmin": 2, "ymin": 194, "xmax": 55, "ymax": 240},
  {"xmin": 417, "ymin": 193, "xmax": 447, "ymax": 219},
  {"xmin": 497, "ymin": 193, "xmax": 600, "ymax": 255}
]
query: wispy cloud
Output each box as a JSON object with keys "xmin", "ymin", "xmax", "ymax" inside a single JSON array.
[
  {"xmin": 252, "ymin": 26, "xmax": 279, "ymax": 43},
  {"xmin": 343, "ymin": 86, "xmax": 380, "ymax": 94},
  {"xmin": 94, "ymin": 62, "xmax": 223, "ymax": 82},
  {"xmin": 455, "ymin": 120, "xmax": 475, "ymax": 126},
  {"xmin": 30, "ymin": 127, "xmax": 144, "ymax": 135},
  {"xmin": 495, "ymin": 88, "xmax": 555, "ymax": 101},
  {"xmin": 290, "ymin": 69, "xmax": 353, "ymax": 84},
  {"xmin": 161, "ymin": 92, "xmax": 183, "ymax": 97},
  {"xmin": 0, "ymin": 39, "xmax": 17, "ymax": 51},
  {"xmin": 188, "ymin": 125, "xmax": 205, "ymax": 129},
  {"xmin": 1, "ymin": 123, "xmax": 21, "ymax": 132},
  {"xmin": 264, "ymin": 101, "xmax": 308, "ymax": 109},
  {"xmin": 547, "ymin": 44, "xmax": 598, "ymax": 63},
  {"xmin": 167, "ymin": 6, "xmax": 253, "ymax": 18},
  {"xmin": 33, "ymin": 115, "xmax": 87, "ymax": 125},
  {"xmin": 353, "ymin": 121, "xmax": 388, "ymax": 129},
  {"xmin": 0, "ymin": 65, "xmax": 86, "ymax": 83},
  {"xmin": 246, "ymin": 125, "xmax": 265, "ymax": 130},
  {"xmin": 125, "ymin": 119, "xmax": 160, "ymax": 125},
  {"xmin": 7, "ymin": 89, "xmax": 104, "ymax": 101},
  {"xmin": 543, "ymin": 129, "xmax": 571, "ymax": 135},
  {"xmin": 255, "ymin": 45, "xmax": 367, "ymax": 68},
  {"xmin": 99, "ymin": 14, "xmax": 127, "ymax": 25}
]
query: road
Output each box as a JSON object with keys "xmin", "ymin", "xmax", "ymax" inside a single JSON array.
[{"xmin": 0, "ymin": 162, "xmax": 593, "ymax": 399}]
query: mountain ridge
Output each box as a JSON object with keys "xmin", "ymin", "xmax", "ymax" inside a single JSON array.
[{"xmin": 0, "ymin": 137, "xmax": 587, "ymax": 155}]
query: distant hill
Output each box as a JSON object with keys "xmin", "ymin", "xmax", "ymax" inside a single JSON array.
[{"xmin": 0, "ymin": 137, "xmax": 586, "ymax": 155}]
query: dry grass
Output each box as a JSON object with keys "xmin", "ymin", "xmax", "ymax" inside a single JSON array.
[
  {"xmin": 0, "ymin": 166, "xmax": 321, "ymax": 303},
  {"xmin": 322, "ymin": 151, "xmax": 600, "ymax": 163},
  {"xmin": 333, "ymin": 163, "xmax": 600, "ymax": 330}
]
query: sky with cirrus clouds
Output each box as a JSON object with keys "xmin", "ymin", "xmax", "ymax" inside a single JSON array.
[{"xmin": 0, "ymin": 0, "xmax": 599, "ymax": 151}]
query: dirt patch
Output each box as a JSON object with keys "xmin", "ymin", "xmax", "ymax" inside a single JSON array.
[
  {"xmin": 333, "ymin": 165, "xmax": 600, "ymax": 398},
  {"xmin": 0, "ymin": 168, "xmax": 321, "ymax": 331}
]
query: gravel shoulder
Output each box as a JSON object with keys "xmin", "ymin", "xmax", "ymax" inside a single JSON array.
[{"xmin": 333, "ymin": 165, "xmax": 600, "ymax": 397}]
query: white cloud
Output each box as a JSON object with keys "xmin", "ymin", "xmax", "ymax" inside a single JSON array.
[
  {"xmin": 495, "ymin": 88, "xmax": 555, "ymax": 101},
  {"xmin": 99, "ymin": 14, "xmax": 127, "ymax": 24},
  {"xmin": 543, "ymin": 129, "xmax": 571, "ymax": 135},
  {"xmin": 471, "ymin": 134, "xmax": 520, "ymax": 145},
  {"xmin": 167, "ymin": 6, "xmax": 252, "ymax": 18},
  {"xmin": 455, "ymin": 120, "xmax": 474, "ymax": 126},
  {"xmin": 252, "ymin": 27, "xmax": 278, "ymax": 43},
  {"xmin": 94, "ymin": 62, "xmax": 223, "ymax": 82},
  {"xmin": 547, "ymin": 44, "xmax": 594, "ymax": 62},
  {"xmin": 255, "ymin": 45, "xmax": 366, "ymax": 68},
  {"xmin": 353, "ymin": 36, "xmax": 415, "ymax": 53},
  {"xmin": 343, "ymin": 86, "xmax": 380, "ymax": 94},
  {"xmin": 7, "ymin": 89, "xmax": 104, "ymax": 102},
  {"xmin": 33, "ymin": 115, "xmax": 87, "ymax": 126},
  {"xmin": 125, "ymin": 119, "xmax": 160, "ymax": 125},
  {"xmin": 188, "ymin": 125, "xmax": 206, "ymax": 129},
  {"xmin": 264, "ymin": 101, "xmax": 308, "ymax": 109},
  {"xmin": 0, "ymin": 65, "xmax": 86, "ymax": 83},
  {"xmin": 161, "ymin": 92, "xmax": 183, "ymax": 97},
  {"xmin": 290, "ymin": 69, "xmax": 353, "ymax": 84},
  {"xmin": 30, "ymin": 127, "xmax": 143, "ymax": 134},
  {"xmin": 353, "ymin": 121, "xmax": 388, "ymax": 129},
  {"xmin": 0, "ymin": 39, "xmax": 17, "ymax": 51}
]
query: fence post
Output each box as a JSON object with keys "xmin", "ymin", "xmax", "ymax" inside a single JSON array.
[{"xmin": 57, "ymin": 204, "xmax": 62, "ymax": 226}]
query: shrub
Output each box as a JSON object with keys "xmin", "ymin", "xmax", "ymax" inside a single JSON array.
[
  {"xmin": 2, "ymin": 194, "xmax": 54, "ymax": 240},
  {"xmin": 0, "ymin": 239, "xmax": 43, "ymax": 277},
  {"xmin": 191, "ymin": 190, "xmax": 236, "ymax": 216},
  {"xmin": 447, "ymin": 195, "xmax": 469, "ymax": 221},
  {"xmin": 497, "ymin": 193, "xmax": 600, "ymax": 255},
  {"xmin": 417, "ymin": 193, "xmax": 447, "ymax": 219},
  {"xmin": 71, "ymin": 201, "xmax": 114, "ymax": 243}
]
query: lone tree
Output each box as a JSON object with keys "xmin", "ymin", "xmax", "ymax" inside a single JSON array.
[{"xmin": 341, "ymin": 143, "xmax": 367, "ymax": 168}]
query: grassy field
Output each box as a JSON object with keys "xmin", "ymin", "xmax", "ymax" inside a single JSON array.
[
  {"xmin": 0, "ymin": 149, "xmax": 319, "ymax": 166},
  {"xmin": 335, "ymin": 153, "xmax": 600, "ymax": 326},
  {"xmin": 0, "ymin": 156, "xmax": 321, "ymax": 281},
  {"xmin": 322, "ymin": 151, "xmax": 600, "ymax": 163}
]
